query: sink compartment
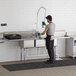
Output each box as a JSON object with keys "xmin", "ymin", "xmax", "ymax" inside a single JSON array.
[
  {"xmin": 19, "ymin": 40, "xmax": 34, "ymax": 48},
  {"xmin": 35, "ymin": 40, "xmax": 45, "ymax": 47}
]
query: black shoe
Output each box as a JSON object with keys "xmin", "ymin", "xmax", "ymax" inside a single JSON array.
[{"xmin": 45, "ymin": 60, "xmax": 54, "ymax": 64}]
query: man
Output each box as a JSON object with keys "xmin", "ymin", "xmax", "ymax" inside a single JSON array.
[{"xmin": 38, "ymin": 15, "xmax": 55, "ymax": 63}]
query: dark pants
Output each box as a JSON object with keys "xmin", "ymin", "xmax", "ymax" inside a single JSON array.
[{"xmin": 46, "ymin": 35, "xmax": 54, "ymax": 61}]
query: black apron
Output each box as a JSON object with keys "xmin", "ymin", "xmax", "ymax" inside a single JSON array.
[{"xmin": 45, "ymin": 35, "xmax": 54, "ymax": 61}]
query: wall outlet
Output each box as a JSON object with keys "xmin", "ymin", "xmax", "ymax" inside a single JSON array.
[{"xmin": 1, "ymin": 23, "xmax": 7, "ymax": 26}]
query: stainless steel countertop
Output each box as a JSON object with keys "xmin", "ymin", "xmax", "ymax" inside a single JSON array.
[
  {"xmin": 0, "ymin": 36, "xmax": 70, "ymax": 42},
  {"xmin": 0, "ymin": 31, "xmax": 71, "ymax": 42}
]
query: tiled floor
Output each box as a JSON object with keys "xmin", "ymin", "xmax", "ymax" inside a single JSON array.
[{"xmin": 0, "ymin": 58, "xmax": 76, "ymax": 76}]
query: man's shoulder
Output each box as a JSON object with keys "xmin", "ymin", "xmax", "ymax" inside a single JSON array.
[
  {"xmin": 48, "ymin": 22, "xmax": 55, "ymax": 26},
  {"xmin": 51, "ymin": 22, "xmax": 55, "ymax": 25}
]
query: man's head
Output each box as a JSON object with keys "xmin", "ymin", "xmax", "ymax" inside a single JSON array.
[{"xmin": 46, "ymin": 15, "xmax": 52, "ymax": 23}]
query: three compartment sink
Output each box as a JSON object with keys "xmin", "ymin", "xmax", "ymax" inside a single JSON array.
[{"xmin": 19, "ymin": 39, "xmax": 45, "ymax": 48}]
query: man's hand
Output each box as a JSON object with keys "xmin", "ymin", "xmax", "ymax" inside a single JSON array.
[
  {"xmin": 37, "ymin": 32, "xmax": 42, "ymax": 36},
  {"xmin": 42, "ymin": 21, "xmax": 47, "ymax": 26},
  {"xmin": 42, "ymin": 21, "xmax": 46, "ymax": 25}
]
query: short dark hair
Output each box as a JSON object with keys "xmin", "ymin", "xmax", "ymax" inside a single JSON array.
[{"xmin": 46, "ymin": 15, "xmax": 52, "ymax": 21}]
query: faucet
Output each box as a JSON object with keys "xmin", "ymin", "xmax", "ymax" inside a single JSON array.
[
  {"xmin": 64, "ymin": 32, "xmax": 68, "ymax": 37},
  {"xmin": 36, "ymin": 6, "xmax": 46, "ymax": 30}
]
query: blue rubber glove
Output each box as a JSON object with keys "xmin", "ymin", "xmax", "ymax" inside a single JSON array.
[
  {"xmin": 37, "ymin": 32, "xmax": 42, "ymax": 36},
  {"xmin": 37, "ymin": 33, "xmax": 40, "ymax": 36},
  {"xmin": 42, "ymin": 21, "xmax": 46, "ymax": 25}
]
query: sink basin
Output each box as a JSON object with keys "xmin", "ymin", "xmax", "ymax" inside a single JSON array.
[
  {"xmin": 19, "ymin": 40, "xmax": 34, "ymax": 48},
  {"xmin": 35, "ymin": 39, "xmax": 45, "ymax": 47}
]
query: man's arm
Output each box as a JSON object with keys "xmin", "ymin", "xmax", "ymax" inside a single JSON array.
[
  {"xmin": 41, "ymin": 29, "xmax": 46, "ymax": 35},
  {"xmin": 37, "ymin": 22, "xmax": 48, "ymax": 36},
  {"xmin": 41, "ymin": 24, "xmax": 48, "ymax": 35}
]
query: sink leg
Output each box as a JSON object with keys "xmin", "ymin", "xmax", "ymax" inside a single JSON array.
[
  {"xmin": 73, "ymin": 57, "xmax": 75, "ymax": 59},
  {"xmin": 23, "ymin": 48, "xmax": 26, "ymax": 63},
  {"xmin": 20, "ymin": 47, "xmax": 23, "ymax": 61}
]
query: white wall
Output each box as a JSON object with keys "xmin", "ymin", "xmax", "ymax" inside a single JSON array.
[
  {"xmin": 0, "ymin": 0, "xmax": 76, "ymax": 32},
  {"xmin": 0, "ymin": 0, "xmax": 76, "ymax": 62},
  {"xmin": 0, "ymin": 41, "xmax": 20, "ymax": 62}
]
